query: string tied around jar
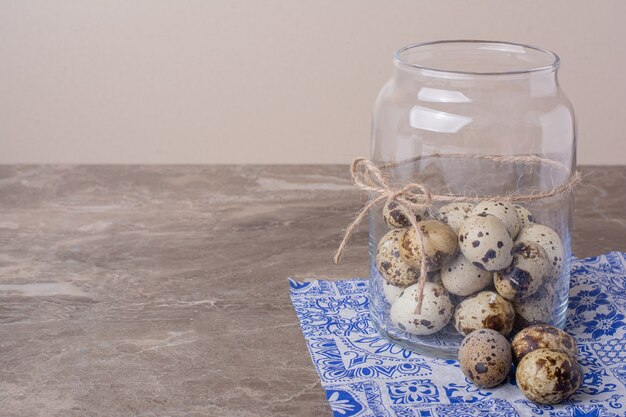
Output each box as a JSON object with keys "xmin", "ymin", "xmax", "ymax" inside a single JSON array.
[{"xmin": 333, "ymin": 154, "xmax": 582, "ymax": 315}]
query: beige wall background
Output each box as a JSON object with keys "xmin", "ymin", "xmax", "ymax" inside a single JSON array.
[{"xmin": 0, "ymin": 0, "xmax": 624, "ymax": 165}]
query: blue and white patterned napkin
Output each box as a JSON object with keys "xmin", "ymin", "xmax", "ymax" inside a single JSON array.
[{"xmin": 289, "ymin": 252, "xmax": 626, "ymax": 417}]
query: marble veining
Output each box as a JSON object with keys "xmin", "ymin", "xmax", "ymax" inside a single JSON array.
[{"xmin": 0, "ymin": 165, "xmax": 624, "ymax": 417}]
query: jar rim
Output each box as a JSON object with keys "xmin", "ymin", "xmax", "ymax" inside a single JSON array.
[{"xmin": 393, "ymin": 40, "xmax": 560, "ymax": 76}]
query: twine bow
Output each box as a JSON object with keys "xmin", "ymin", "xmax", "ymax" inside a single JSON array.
[
  {"xmin": 334, "ymin": 155, "xmax": 582, "ymax": 315},
  {"xmin": 333, "ymin": 158, "xmax": 434, "ymax": 313}
]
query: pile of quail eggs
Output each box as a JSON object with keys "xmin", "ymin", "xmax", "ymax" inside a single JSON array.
[
  {"xmin": 458, "ymin": 325, "xmax": 581, "ymax": 404},
  {"xmin": 376, "ymin": 200, "xmax": 579, "ymax": 404},
  {"xmin": 377, "ymin": 200, "xmax": 564, "ymax": 338}
]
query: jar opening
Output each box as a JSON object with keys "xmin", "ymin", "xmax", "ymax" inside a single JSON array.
[{"xmin": 394, "ymin": 40, "xmax": 560, "ymax": 76}]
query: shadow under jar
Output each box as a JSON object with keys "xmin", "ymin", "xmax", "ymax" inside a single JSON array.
[{"xmin": 368, "ymin": 40, "xmax": 576, "ymax": 358}]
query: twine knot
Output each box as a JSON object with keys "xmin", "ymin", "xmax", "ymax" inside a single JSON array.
[{"xmin": 333, "ymin": 158, "xmax": 434, "ymax": 264}]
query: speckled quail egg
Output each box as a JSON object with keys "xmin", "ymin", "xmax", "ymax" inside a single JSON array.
[
  {"xmin": 436, "ymin": 202, "xmax": 475, "ymax": 233},
  {"xmin": 383, "ymin": 200, "xmax": 427, "ymax": 229},
  {"xmin": 441, "ymin": 252, "xmax": 493, "ymax": 297},
  {"xmin": 458, "ymin": 213, "xmax": 513, "ymax": 271},
  {"xmin": 512, "ymin": 324, "xmax": 578, "ymax": 364},
  {"xmin": 400, "ymin": 220, "xmax": 458, "ymax": 271},
  {"xmin": 383, "ymin": 281, "xmax": 407, "ymax": 304},
  {"xmin": 516, "ymin": 348, "xmax": 582, "ymax": 404},
  {"xmin": 390, "ymin": 281, "xmax": 454, "ymax": 335},
  {"xmin": 454, "ymin": 290, "xmax": 515, "ymax": 336},
  {"xmin": 513, "ymin": 283, "xmax": 555, "ymax": 328},
  {"xmin": 458, "ymin": 329, "xmax": 512, "ymax": 388},
  {"xmin": 513, "ymin": 204, "xmax": 535, "ymax": 230},
  {"xmin": 516, "ymin": 224, "xmax": 565, "ymax": 277},
  {"xmin": 494, "ymin": 241, "xmax": 550, "ymax": 301},
  {"xmin": 376, "ymin": 229, "xmax": 419, "ymax": 286},
  {"xmin": 472, "ymin": 201, "xmax": 521, "ymax": 238}
]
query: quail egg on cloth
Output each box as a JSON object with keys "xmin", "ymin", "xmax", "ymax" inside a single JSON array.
[
  {"xmin": 472, "ymin": 201, "xmax": 521, "ymax": 238},
  {"xmin": 458, "ymin": 329, "xmax": 512, "ymax": 388},
  {"xmin": 436, "ymin": 202, "xmax": 475, "ymax": 233},
  {"xmin": 390, "ymin": 281, "xmax": 453, "ymax": 335},
  {"xmin": 400, "ymin": 220, "xmax": 458, "ymax": 271},
  {"xmin": 383, "ymin": 281, "xmax": 407, "ymax": 304},
  {"xmin": 441, "ymin": 252, "xmax": 493, "ymax": 296},
  {"xmin": 516, "ymin": 223, "xmax": 565, "ymax": 277},
  {"xmin": 516, "ymin": 348, "xmax": 582, "ymax": 404},
  {"xmin": 383, "ymin": 199, "xmax": 427, "ymax": 229},
  {"xmin": 458, "ymin": 213, "xmax": 513, "ymax": 271},
  {"xmin": 494, "ymin": 241, "xmax": 550, "ymax": 301},
  {"xmin": 376, "ymin": 229, "xmax": 419, "ymax": 286},
  {"xmin": 454, "ymin": 290, "xmax": 515, "ymax": 336},
  {"xmin": 511, "ymin": 324, "xmax": 578, "ymax": 364},
  {"xmin": 513, "ymin": 204, "xmax": 535, "ymax": 229}
]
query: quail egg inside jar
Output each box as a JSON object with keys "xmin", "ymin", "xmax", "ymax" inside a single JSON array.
[{"xmin": 390, "ymin": 281, "xmax": 454, "ymax": 335}]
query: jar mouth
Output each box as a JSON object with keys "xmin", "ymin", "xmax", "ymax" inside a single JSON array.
[{"xmin": 394, "ymin": 40, "xmax": 560, "ymax": 76}]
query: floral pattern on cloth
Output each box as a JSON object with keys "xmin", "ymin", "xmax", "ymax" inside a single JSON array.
[{"xmin": 289, "ymin": 252, "xmax": 626, "ymax": 417}]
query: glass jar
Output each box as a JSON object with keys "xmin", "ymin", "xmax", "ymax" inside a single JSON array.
[{"xmin": 368, "ymin": 40, "xmax": 576, "ymax": 358}]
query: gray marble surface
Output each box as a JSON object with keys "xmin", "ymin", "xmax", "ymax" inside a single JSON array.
[{"xmin": 0, "ymin": 165, "xmax": 624, "ymax": 417}]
